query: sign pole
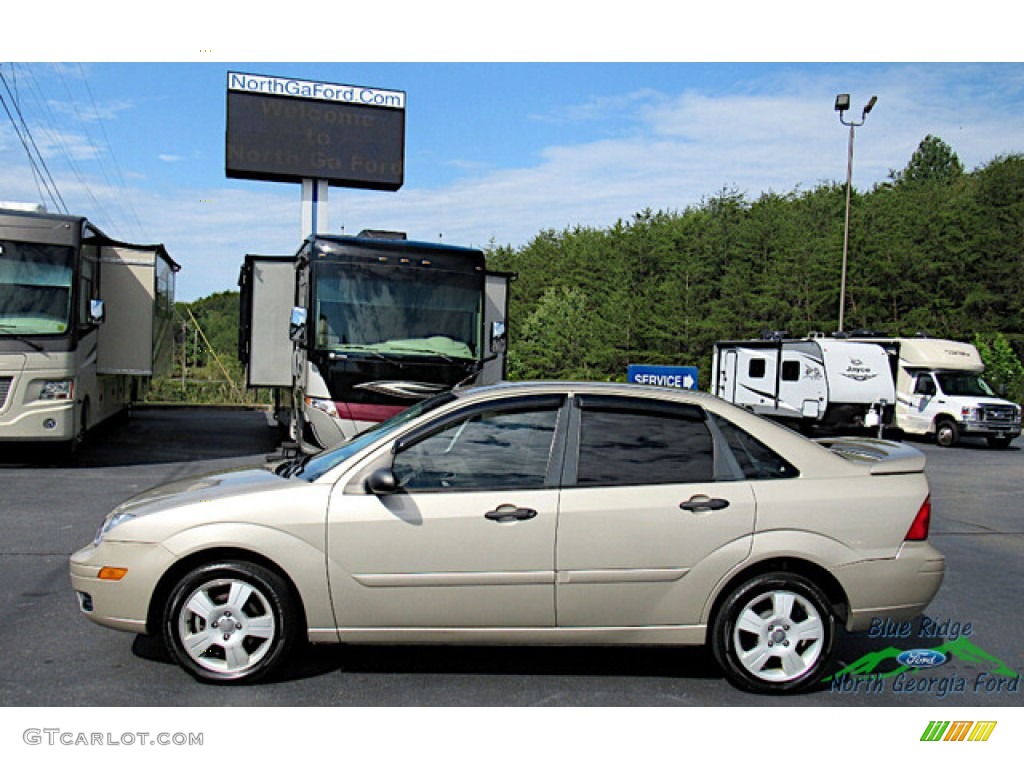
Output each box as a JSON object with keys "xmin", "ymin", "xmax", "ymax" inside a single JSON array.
[{"xmin": 301, "ymin": 179, "xmax": 329, "ymax": 239}]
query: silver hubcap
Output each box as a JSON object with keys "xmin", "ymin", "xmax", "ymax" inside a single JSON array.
[
  {"xmin": 733, "ymin": 589, "xmax": 825, "ymax": 683},
  {"xmin": 177, "ymin": 578, "xmax": 276, "ymax": 675}
]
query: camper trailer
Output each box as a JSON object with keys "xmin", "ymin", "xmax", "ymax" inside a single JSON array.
[
  {"xmin": 846, "ymin": 336, "xmax": 1021, "ymax": 448},
  {"xmin": 0, "ymin": 206, "xmax": 178, "ymax": 452},
  {"xmin": 711, "ymin": 335, "xmax": 896, "ymax": 431},
  {"xmin": 238, "ymin": 231, "xmax": 511, "ymax": 453}
]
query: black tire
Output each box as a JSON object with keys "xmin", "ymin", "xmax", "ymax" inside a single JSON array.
[
  {"xmin": 711, "ymin": 572, "xmax": 835, "ymax": 694},
  {"xmin": 987, "ymin": 435, "xmax": 1013, "ymax": 449},
  {"xmin": 935, "ymin": 419, "xmax": 959, "ymax": 448},
  {"xmin": 162, "ymin": 561, "xmax": 298, "ymax": 684}
]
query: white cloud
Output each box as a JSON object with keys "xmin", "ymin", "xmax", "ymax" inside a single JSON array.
[{"xmin": 158, "ymin": 154, "xmax": 183, "ymax": 163}]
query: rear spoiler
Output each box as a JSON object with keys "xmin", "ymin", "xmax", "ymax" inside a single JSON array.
[{"xmin": 814, "ymin": 437, "xmax": 927, "ymax": 475}]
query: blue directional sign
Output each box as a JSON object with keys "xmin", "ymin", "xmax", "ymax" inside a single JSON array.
[{"xmin": 627, "ymin": 365, "xmax": 699, "ymax": 390}]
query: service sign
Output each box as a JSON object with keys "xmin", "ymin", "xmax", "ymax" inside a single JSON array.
[
  {"xmin": 628, "ymin": 364, "xmax": 699, "ymax": 390},
  {"xmin": 225, "ymin": 72, "xmax": 406, "ymax": 191}
]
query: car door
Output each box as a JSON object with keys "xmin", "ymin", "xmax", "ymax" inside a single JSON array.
[
  {"xmin": 326, "ymin": 394, "xmax": 566, "ymax": 631},
  {"xmin": 555, "ymin": 394, "xmax": 756, "ymax": 629}
]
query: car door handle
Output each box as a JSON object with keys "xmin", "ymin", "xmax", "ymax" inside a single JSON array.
[
  {"xmin": 679, "ymin": 495, "xmax": 730, "ymax": 512},
  {"xmin": 485, "ymin": 504, "xmax": 538, "ymax": 522}
]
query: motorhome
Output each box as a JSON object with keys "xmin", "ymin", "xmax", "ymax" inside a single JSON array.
[
  {"xmin": 238, "ymin": 231, "xmax": 511, "ymax": 452},
  {"xmin": 0, "ymin": 205, "xmax": 178, "ymax": 453},
  {"xmin": 846, "ymin": 336, "xmax": 1021, "ymax": 448},
  {"xmin": 711, "ymin": 335, "xmax": 896, "ymax": 432}
]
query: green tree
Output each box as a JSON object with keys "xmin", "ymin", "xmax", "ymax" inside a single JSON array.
[
  {"xmin": 509, "ymin": 285, "xmax": 604, "ymax": 380},
  {"xmin": 891, "ymin": 134, "xmax": 964, "ymax": 186},
  {"xmin": 974, "ymin": 332, "xmax": 1024, "ymax": 403}
]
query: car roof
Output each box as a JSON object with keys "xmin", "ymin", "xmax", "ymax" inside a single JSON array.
[{"xmin": 454, "ymin": 379, "xmax": 718, "ymax": 402}]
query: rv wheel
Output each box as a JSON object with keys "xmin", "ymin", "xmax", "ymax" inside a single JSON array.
[{"xmin": 935, "ymin": 419, "xmax": 959, "ymax": 448}]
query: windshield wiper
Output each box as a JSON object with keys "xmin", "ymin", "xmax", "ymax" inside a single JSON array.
[
  {"xmin": 327, "ymin": 345, "xmax": 399, "ymax": 363},
  {"xmin": 276, "ymin": 452, "xmax": 313, "ymax": 478},
  {"xmin": 0, "ymin": 326, "xmax": 44, "ymax": 351}
]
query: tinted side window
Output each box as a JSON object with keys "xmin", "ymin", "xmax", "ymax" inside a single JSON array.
[
  {"xmin": 749, "ymin": 358, "xmax": 766, "ymax": 378},
  {"xmin": 781, "ymin": 360, "xmax": 800, "ymax": 381},
  {"xmin": 710, "ymin": 413, "xmax": 799, "ymax": 479},
  {"xmin": 576, "ymin": 401, "xmax": 714, "ymax": 486},
  {"xmin": 394, "ymin": 405, "xmax": 560, "ymax": 491}
]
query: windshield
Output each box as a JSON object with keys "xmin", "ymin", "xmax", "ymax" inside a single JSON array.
[
  {"xmin": 312, "ymin": 261, "xmax": 482, "ymax": 359},
  {"xmin": 0, "ymin": 241, "xmax": 74, "ymax": 335},
  {"xmin": 294, "ymin": 391, "xmax": 458, "ymax": 482},
  {"xmin": 935, "ymin": 372, "xmax": 996, "ymax": 398}
]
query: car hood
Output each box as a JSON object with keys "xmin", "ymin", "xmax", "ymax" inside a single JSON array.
[{"xmin": 112, "ymin": 466, "xmax": 291, "ymax": 517}]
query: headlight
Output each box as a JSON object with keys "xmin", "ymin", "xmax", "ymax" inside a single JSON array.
[
  {"xmin": 305, "ymin": 396, "xmax": 339, "ymax": 417},
  {"xmin": 39, "ymin": 379, "xmax": 74, "ymax": 400},
  {"xmin": 93, "ymin": 511, "xmax": 136, "ymax": 545}
]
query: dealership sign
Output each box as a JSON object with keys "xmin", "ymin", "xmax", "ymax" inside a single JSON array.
[
  {"xmin": 225, "ymin": 71, "xmax": 406, "ymax": 191},
  {"xmin": 627, "ymin": 365, "xmax": 699, "ymax": 390}
]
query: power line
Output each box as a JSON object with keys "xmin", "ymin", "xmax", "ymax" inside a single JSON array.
[
  {"xmin": 77, "ymin": 63, "xmax": 144, "ymax": 239},
  {"xmin": 13, "ymin": 63, "xmax": 115, "ymax": 221},
  {"xmin": 0, "ymin": 64, "xmax": 68, "ymax": 212}
]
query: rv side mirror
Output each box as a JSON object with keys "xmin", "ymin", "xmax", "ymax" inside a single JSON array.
[
  {"xmin": 289, "ymin": 306, "xmax": 307, "ymax": 344},
  {"xmin": 490, "ymin": 320, "xmax": 507, "ymax": 353},
  {"xmin": 89, "ymin": 299, "xmax": 105, "ymax": 324},
  {"xmin": 365, "ymin": 467, "xmax": 399, "ymax": 496}
]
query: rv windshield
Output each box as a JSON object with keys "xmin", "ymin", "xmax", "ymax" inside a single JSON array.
[
  {"xmin": 312, "ymin": 261, "xmax": 481, "ymax": 359},
  {"xmin": 935, "ymin": 372, "xmax": 996, "ymax": 398},
  {"xmin": 0, "ymin": 241, "xmax": 74, "ymax": 335}
]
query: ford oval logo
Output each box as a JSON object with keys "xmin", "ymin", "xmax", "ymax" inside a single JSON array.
[{"xmin": 897, "ymin": 649, "xmax": 948, "ymax": 669}]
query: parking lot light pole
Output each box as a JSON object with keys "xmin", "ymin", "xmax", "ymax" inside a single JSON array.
[{"xmin": 835, "ymin": 93, "xmax": 877, "ymax": 333}]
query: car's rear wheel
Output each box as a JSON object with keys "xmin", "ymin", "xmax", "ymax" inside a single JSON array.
[
  {"xmin": 711, "ymin": 572, "xmax": 835, "ymax": 694},
  {"xmin": 162, "ymin": 561, "xmax": 297, "ymax": 684}
]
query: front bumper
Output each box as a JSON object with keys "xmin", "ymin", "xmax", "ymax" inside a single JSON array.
[
  {"xmin": 839, "ymin": 541, "xmax": 946, "ymax": 631},
  {"xmin": 960, "ymin": 418, "xmax": 1021, "ymax": 439},
  {"xmin": 0, "ymin": 400, "xmax": 76, "ymax": 441},
  {"xmin": 70, "ymin": 540, "xmax": 175, "ymax": 634}
]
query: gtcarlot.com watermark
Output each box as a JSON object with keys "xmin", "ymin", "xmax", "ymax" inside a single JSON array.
[{"xmin": 23, "ymin": 729, "xmax": 203, "ymax": 747}]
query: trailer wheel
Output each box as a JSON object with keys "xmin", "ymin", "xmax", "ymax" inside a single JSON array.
[{"xmin": 935, "ymin": 419, "xmax": 959, "ymax": 448}]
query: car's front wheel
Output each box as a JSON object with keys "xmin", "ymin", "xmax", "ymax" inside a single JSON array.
[
  {"xmin": 711, "ymin": 572, "xmax": 835, "ymax": 694},
  {"xmin": 162, "ymin": 561, "xmax": 298, "ymax": 684},
  {"xmin": 935, "ymin": 419, "xmax": 959, "ymax": 448}
]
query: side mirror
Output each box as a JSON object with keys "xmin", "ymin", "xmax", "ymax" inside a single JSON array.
[
  {"xmin": 365, "ymin": 467, "xmax": 399, "ymax": 495},
  {"xmin": 490, "ymin": 320, "xmax": 507, "ymax": 353},
  {"xmin": 289, "ymin": 306, "xmax": 307, "ymax": 344},
  {"xmin": 89, "ymin": 299, "xmax": 105, "ymax": 324}
]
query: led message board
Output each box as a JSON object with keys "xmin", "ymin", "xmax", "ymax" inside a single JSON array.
[{"xmin": 225, "ymin": 72, "xmax": 406, "ymax": 191}]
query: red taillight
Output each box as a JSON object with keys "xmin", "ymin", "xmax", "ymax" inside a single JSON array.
[{"xmin": 905, "ymin": 495, "xmax": 932, "ymax": 541}]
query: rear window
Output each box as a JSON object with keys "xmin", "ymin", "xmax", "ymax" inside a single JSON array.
[{"xmin": 710, "ymin": 413, "xmax": 799, "ymax": 480}]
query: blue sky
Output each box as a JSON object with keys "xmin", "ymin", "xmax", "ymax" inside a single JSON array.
[{"xmin": 4, "ymin": 6, "xmax": 1024, "ymax": 301}]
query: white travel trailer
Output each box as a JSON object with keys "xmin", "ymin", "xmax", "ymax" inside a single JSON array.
[
  {"xmin": 846, "ymin": 336, "xmax": 1021, "ymax": 448},
  {"xmin": 0, "ymin": 206, "xmax": 178, "ymax": 453},
  {"xmin": 711, "ymin": 336, "xmax": 896, "ymax": 431}
]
